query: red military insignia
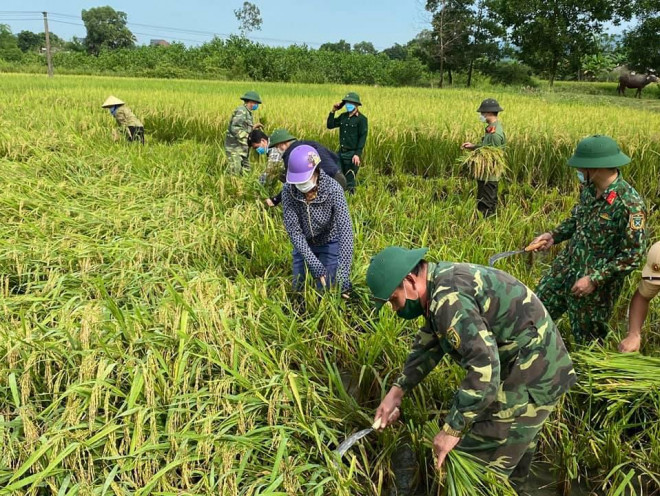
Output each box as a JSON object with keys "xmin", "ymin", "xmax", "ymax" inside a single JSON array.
[
  {"xmin": 486, "ymin": 126, "xmax": 495, "ymax": 134},
  {"xmin": 605, "ymin": 191, "xmax": 617, "ymax": 204}
]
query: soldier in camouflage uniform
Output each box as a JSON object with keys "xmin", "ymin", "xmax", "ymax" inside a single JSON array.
[
  {"xmin": 461, "ymin": 98, "xmax": 506, "ymax": 217},
  {"xmin": 102, "ymin": 96, "xmax": 144, "ymax": 144},
  {"xmin": 327, "ymin": 92, "xmax": 368, "ymax": 194},
  {"xmin": 366, "ymin": 246, "xmax": 576, "ymax": 488},
  {"xmin": 224, "ymin": 91, "xmax": 262, "ymax": 175},
  {"xmin": 530, "ymin": 135, "xmax": 647, "ymax": 343}
]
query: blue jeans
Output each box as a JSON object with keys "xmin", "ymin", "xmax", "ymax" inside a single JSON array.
[{"xmin": 292, "ymin": 241, "xmax": 338, "ymax": 291}]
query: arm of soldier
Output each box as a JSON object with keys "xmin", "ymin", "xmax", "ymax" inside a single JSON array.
[
  {"xmin": 281, "ymin": 188, "xmax": 326, "ymax": 278},
  {"xmin": 550, "ymin": 201, "xmax": 580, "ymax": 244},
  {"xmin": 376, "ymin": 325, "xmax": 446, "ymax": 430},
  {"xmin": 356, "ymin": 116, "xmax": 368, "ymax": 157},
  {"xmin": 326, "ymin": 111, "xmax": 339, "ymax": 129},
  {"xmin": 590, "ymin": 208, "xmax": 646, "ymax": 286},
  {"xmin": 436, "ymin": 293, "xmax": 500, "ymax": 434}
]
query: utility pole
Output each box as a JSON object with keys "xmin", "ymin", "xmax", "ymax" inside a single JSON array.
[{"xmin": 42, "ymin": 11, "xmax": 53, "ymax": 78}]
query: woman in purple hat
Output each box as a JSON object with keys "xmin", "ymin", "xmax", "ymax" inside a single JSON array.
[{"xmin": 281, "ymin": 145, "xmax": 354, "ymax": 294}]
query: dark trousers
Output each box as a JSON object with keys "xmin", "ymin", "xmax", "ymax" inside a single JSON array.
[
  {"xmin": 476, "ymin": 180, "xmax": 498, "ymax": 217},
  {"xmin": 292, "ymin": 241, "xmax": 338, "ymax": 291},
  {"xmin": 339, "ymin": 154, "xmax": 359, "ymax": 193},
  {"xmin": 127, "ymin": 126, "xmax": 145, "ymax": 144}
]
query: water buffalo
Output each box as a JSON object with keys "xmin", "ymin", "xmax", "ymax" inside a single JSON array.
[{"xmin": 617, "ymin": 72, "xmax": 659, "ymax": 98}]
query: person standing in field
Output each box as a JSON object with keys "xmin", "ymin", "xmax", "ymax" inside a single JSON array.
[
  {"xmin": 619, "ymin": 241, "xmax": 660, "ymax": 352},
  {"xmin": 225, "ymin": 91, "xmax": 262, "ymax": 175},
  {"xmin": 366, "ymin": 246, "xmax": 576, "ymax": 491},
  {"xmin": 461, "ymin": 98, "xmax": 505, "ymax": 217},
  {"xmin": 529, "ymin": 135, "xmax": 647, "ymax": 343},
  {"xmin": 248, "ymin": 128, "xmax": 347, "ymax": 207},
  {"xmin": 102, "ymin": 96, "xmax": 144, "ymax": 144},
  {"xmin": 327, "ymin": 92, "xmax": 368, "ymax": 194},
  {"xmin": 281, "ymin": 145, "xmax": 353, "ymax": 295}
]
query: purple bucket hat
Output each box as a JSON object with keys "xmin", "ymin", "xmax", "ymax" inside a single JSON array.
[{"xmin": 286, "ymin": 145, "xmax": 321, "ymax": 184}]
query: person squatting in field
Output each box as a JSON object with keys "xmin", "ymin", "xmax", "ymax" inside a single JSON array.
[
  {"xmin": 529, "ymin": 135, "xmax": 647, "ymax": 343},
  {"xmin": 102, "ymin": 96, "xmax": 144, "ymax": 144},
  {"xmin": 225, "ymin": 91, "xmax": 262, "ymax": 175},
  {"xmin": 327, "ymin": 92, "xmax": 368, "ymax": 194},
  {"xmin": 248, "ymin": 128, "xmax": 347, "ymax": 208},
  {"xmin": 366, "ymin": 246, "xmax": 576, "ymax": 492},
  {"xmin": 461, "ymin": 98, "xmax": 506, "ymax": 217},
  {"xmin": 619, "ymin": 240, "xmax": 660, "ymax": 352},
  {"xmin": 281, "ymin": 145, "xmax": 353, "ymax": 296}
]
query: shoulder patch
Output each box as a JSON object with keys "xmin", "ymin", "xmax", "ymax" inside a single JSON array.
[
  {"xmin": 446, "ymin": 327, "xmax": 461, "ymax": 350},
  {"xmin": 605, "ymin": 191, "xmax": 617, "ymax": 205},
  {"xmin": 630, "ymin": 212, "xmax": 645, "ymax": 231}
]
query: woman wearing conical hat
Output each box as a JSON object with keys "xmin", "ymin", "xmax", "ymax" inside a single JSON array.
[{"xmin": 102, "ymin": 96, "xmax": 144, "ymax": 144}]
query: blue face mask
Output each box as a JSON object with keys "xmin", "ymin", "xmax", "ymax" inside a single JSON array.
[
  {"xmin": 577, "ymin": 170, "xmax": 585, "ymax": 183},
  {"xmin": 252, "ymin": 103, "xmax": 259, "ymax": 111},
  {"xmin": 256, "ymin": 146, "xmax": 267, "ymax": 155},
  {"xmin": 109, "ymin": 105, "xmax": 118, "ymax": 116},
  {"xmin": 345, "ymin": 103, "xmax": 356, "ymax": 113}
]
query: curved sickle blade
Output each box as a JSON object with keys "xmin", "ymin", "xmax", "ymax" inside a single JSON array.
[{"xmin": 488, "ymin": 249, "xmax": 524, "ymax": 266}]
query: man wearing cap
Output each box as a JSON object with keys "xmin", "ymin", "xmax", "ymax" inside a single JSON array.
[
  {"xmin": 367, "ymin": 246, "xmax": 576, "ymax": 489},
  {"xmin": 225, "ymin": 91, "xmax": 262, "ymax": 175},
  {"xmin": 101, "ymin": 96, "xmax": 144, "ymax": 144},
  {"xmin": 282, "ymin": 145, "xmax": 353, "ymax": 295},
  {"xmin": 249, "ymin": 128, "xmax": 347, "ymax": 207},
  {"xmin": 530, "ymin": 135, "xmax": 647, "ymax": 343},
  {"xmin": 327, "ymin": 92, "xmax": 368, "ymax": 194},
  {"xmin": 619, "ymin": 241, "xmax": 660, "ymax": 352},
  {"xmin": 461, "ymin": 98, "xmax": 506, "ymax": 217}
]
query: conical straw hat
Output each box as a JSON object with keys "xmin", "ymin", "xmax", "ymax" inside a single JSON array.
[{"xmin": 102, "ymin": 95, "xmax": 125, "ymax": 108}]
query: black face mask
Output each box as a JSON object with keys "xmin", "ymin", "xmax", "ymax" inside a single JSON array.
[{"xmin": 396, "ymin": 285, "xmax": 424, "ymax": 320}]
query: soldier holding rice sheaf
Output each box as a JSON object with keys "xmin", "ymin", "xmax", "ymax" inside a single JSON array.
[
  {"xmin": 530, "ymin": 135, "xmax": 647, "ymax": 343},
  {"xmin": 619, "ymin": 241, "xmax": 660, "ymax": 353},
  {"xmin": 225, "ymin": 91, "xmax": 262, "ymax": 175},
  {"xmin": 366, "ymin": 246, "xmax": 576, "ymax": 490},
  {"xmin": 102, "ymin": 96, "xmax": 144, "ymax": 144},
  {"xmin": 461, "ymin": 98, "xmax": 506, "ymax": 217}
]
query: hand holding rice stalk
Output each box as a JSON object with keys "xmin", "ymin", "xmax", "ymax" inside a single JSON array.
[
  {"xmin": 422, "ymin": 422, "xmax": 516, "ymax": 496},
  {"xmin": 458, "ymin": 146, "xmax": 508, "ymax": 181}
]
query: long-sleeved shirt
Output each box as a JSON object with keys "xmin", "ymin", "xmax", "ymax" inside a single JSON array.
[
  {"xmin": 224, "ymin": 105, "xmax": 253, "ymax": 149},
  {"xmin": 394, "ymin": 262, "xmax": 576, "ymax": 434},
  {"xmin": 550, "ymin": 172, "xmax": 646, "ymax": 287},
  {"xmin": 281, "ymin": 170, "xmax": 353, "ymax": 291},
  {"xmin": 113, "ymin": 105, "xmax": 142, "ymax": 127},
  {"xmin": 326, "ymin": 111, "xmax": 368, "ymax": 157}
]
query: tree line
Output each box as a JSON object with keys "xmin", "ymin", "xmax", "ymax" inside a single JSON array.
[{"xmin": 0, "ymin": 2, "xmax": 657, "ymax": 87}]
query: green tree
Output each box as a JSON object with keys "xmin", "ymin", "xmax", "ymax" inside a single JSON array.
[
  {"xmin": 17, "ymin": 30, "xmax": 65, "ymax": 53},
  {"xmin": 623, "ymin": 16, "xmax": 660, "ymax": 72},
  {"xmin": 81, "ymin": 6, "xmax": 136, "ymax": 55},
  {"xmin": 353, "ymin": 41, "xmax": 377, "ymax": 55},
  {"xmin": 234, "ymin": 2, "xmax": 263, "ymax": 36},
  {"xmin": 0, "ymin": 24, "xmax": 22, "ymax": 62},
  {"xmin": 319, "ymin": 40, "xmax": 351, "ymax": 53},
  {"xmin": 489, "ymin": 0, "xmax": 633, "ymax": 85},
  {"xmin": 383, "ymin": 43, "xmax": 408, "ymax": 60},
  {"xmin": 464, "ymin": 0, "xmax": 504, "ymax": 86},
  {"xmin": 580, "ymin": 34, "xmax": 625, "ymax": 80}
]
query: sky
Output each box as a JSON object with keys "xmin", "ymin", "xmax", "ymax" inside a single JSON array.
[{"xmin": 0, "ymin": 0, "xmax": 430, "ymax": 50}]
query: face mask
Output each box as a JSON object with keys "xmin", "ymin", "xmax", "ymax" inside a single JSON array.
[
  {"xmin": 345, "ymin": 103, "xmax": 356, "ymax": 113},
  {"xmin": 256, "ymin": 146, "xmax": 267, "ymax": 155},
  {"xmin": 109, "ymin": 106, "xmax": 118, "ymax": 116},
  {"xmin": 396, "ymin": 283, "xmax": 425, "ymax": 320},
  {"xmin": 576, "ymin": 170, "xmax": 585, "ymax": 183},
  {"xmin": 295, "ymin": 177, "xmax": 316, "ymax": 193},
  {"xmin": 479, "ymin": 114, "xmax": 487, "ymax": 123},
  {"xmin": 252, "ymin": 103, "xmax": 259, "ymax": 111}
]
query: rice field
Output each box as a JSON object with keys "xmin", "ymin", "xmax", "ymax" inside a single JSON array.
[{"xmin": 0, "ymin": 73, "xmax": 659, "ymax": 495}]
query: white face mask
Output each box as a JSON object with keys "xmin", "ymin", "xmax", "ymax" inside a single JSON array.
[
  {"xmin": 295, "ymin": 177, "xmax": 316, "ymax": 193},
  {"xmin": 479, "ymin": 114, "xmax": 487, "ymax": 123}
]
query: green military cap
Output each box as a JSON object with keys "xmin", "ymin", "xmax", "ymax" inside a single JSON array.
[
  {"xmin": 342, "ymin": 92, "xmax": 362, "ymax": 106},
  {"xmin": 477, "ymin": 98, "xmax": 503, "ymax": 113},
  {"xmin": 366, "ymin": 246, "xmax": 428, "ymax": 310},
  {"xmin": 240, "ymin": 91, "xmax": 262, "ymax": 103},
  {"xmin": 567, "ymin": 135, "xmax": 630, "ymax": 169},
  {"xmin": 269, "ymin": 129, "xmax": 297, "ymax": 146}
]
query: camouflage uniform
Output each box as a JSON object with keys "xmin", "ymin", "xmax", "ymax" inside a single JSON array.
[
  {"xmin": 474, "ymin": 120, "xmax": 505, "ymax": 217},
  {"xmin": 326, "ymin": 110, "xmax": 368, "ymax": 193},
  {"xmin": 224, "ymin": 105, "xmax": 253, "ymax": 174},
  {"xmin": 394, "ymin": 262, "xmax": 576, "ymax": 483},
  {"xmin": 535, "ymin": 173, "xmax": 647, "ymax": 342}
]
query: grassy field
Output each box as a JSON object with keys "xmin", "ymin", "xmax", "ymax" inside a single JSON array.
[{"xmin": 0, "ymin": 73, "xmax": 659, "ymax": 495}]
